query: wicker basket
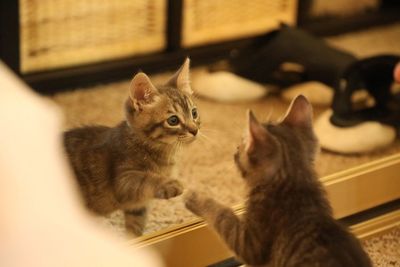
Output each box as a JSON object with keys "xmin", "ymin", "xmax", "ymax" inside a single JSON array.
[
  {"xmin": 20, "ymin": 0, "xmax": 166, "ymax": 73},
  {"xmin": 182, "ymin": 0, "xmax": 298, "ymax": 47}
]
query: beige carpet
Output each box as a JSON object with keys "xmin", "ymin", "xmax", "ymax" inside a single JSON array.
[
  {"xmin": 50, "ymin": 23, "xmax": 400, "ymax": 265},
  {"xmin": 363, "ymin": 226, "xmax": 400, "ymax": 267}
]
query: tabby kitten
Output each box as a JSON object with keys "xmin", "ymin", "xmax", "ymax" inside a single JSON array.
[
  {"xmin": 185, "ymin": 95, "xmax": 372, "ymax": 266},
  {"xmin": 64, "ymin": 58, "xmax": 200, "ymax": 236}
]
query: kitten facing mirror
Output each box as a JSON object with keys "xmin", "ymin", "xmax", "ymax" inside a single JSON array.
[
  {"xmin": 185, "ymin": 95, "xmax": 372, "ymax": 266},
  {"xmin": 64, "ymin": 58, "xmax": 200, "ymax": 236}
]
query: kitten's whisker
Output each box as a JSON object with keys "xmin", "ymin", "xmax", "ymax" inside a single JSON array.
[
  {"xmin": 197, "ymin": 135, "xmax": 214, "ymax": 149},
  {"xmin": 197, "ymin": 135, "xmax": 209, "ymax": 143},
  {"xmin": 200, "ymin": 126, "xmax": 219, "ymax": 132},
  {"xmin": 199, "ymin": 131, "xmax": 215, "ymax": 142},
  {"xmin": 225, "ymin": 161, "xmax": 237, "ymax": 173},
  {"xmin": 192, "ymin": 92, "xmax": 200, "ymax": 100},
  {"xmin": 201, "ymin": 130, "xmax": 221, "ymax": 136},
  {"xmin": 231, "ymin": 120, "xmax": 245, "ymax": 133},
  {"xmin": 198, "ymin": 132, "xmax": 223, "ymax": 148},
  {"xmin": 199, "ymin": 128, "xmax": 220, "ymax": 140},
  {"xmin": 263, "ymin": 108, "xmax": 274, "ymax": 122}
]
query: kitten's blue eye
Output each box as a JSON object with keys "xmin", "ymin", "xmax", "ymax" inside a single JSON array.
[
  {"xmin": 192, "ymin": 108, "xmax": 198, "ymax": 119},
  {"xmin": 167, "ymin": 115, "xmax": 180, "ymax": 126}
]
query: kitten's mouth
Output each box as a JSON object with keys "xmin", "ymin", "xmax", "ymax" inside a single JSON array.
[{"xmin": 177, "ymin": 135, "xmax": 196, "ymax": 144}]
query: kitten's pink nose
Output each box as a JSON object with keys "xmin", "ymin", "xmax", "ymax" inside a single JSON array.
[{"xmin": 188, "ymin": 128, "xmax": 198, "ymax": 136}]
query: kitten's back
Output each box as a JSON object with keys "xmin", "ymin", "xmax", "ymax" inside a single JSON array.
[
  {"xmin": 65, "ymin": 124, "xmax": 109, "ymax": 143},
  {"xmin": 274, "ymin": 214, "xmax": 370, "ymax": 267},
  {"xmin": 64, "ymin": 125, "xmax": 116, "ymax": 213}
]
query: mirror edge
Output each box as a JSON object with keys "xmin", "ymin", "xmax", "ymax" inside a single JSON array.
[{"xmin": 129, "ymin": 153, "xmax": 400, "ymax": 266}]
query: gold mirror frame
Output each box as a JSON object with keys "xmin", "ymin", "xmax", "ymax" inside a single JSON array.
[{"xmin": 131, "ymin": 153, "xmax": 400, "ymax": 267}]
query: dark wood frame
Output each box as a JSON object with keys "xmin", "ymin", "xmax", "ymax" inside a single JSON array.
[
  {"xmin": 298, "ymin": 0, "xmax": 400, "ymax": 36},
  {"xmin": 1, "ymin": 0, "xmax": 399, "ymax": 94},
  {"xmin": 0, "ymin": 0, "xmax": 20, "ymax": 73}
]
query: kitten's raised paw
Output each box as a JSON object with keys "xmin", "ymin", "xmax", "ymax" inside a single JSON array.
[
  {"xmin": 184, "ymin": 191, "xmax": 205, "ymax": 216},
  {"xmin": 155, "ymin": 180, "xmax": 183, "ymax": 199}
]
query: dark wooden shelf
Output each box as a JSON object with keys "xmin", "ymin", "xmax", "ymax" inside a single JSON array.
[
  {"xmin": 23, "ymin": 38, "xmax": 253, "ymax": 94},
  {"xmin": 1, "ymin": 0, "xmax": 400, "ymax": 94},
  {"xmin": 300, "ymin": 6, "xmax": 400, "ymax": 36}
]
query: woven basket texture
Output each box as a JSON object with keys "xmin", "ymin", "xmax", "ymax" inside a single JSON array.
[
  {"xmin": 20, "ymin": 0, "xmax": 166, "ymax": 73},
  {"xmin": 182, "ymin": 0, "xmax": 297, "ymax": 47}
]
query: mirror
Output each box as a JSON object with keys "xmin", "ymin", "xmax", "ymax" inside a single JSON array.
[{"xmin": 50, "ymin": 23, "xmax": 400, "ymax": 239}]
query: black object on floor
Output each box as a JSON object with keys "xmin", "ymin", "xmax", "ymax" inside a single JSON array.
[
  {"xmin": 227, "ymin": 25, "xmax": 356, "ymax": 89},
  {"xmin": 331, "ymin": 55, "xmax": 400, "ymax": 130}
]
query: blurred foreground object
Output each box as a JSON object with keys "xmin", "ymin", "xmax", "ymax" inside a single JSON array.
[{"xmin": 0, "ymin": 62, "xmax": 163, "ymax": 267}]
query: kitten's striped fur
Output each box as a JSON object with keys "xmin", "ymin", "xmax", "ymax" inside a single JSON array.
[
  {"xmin": 64, "ymin": 59, "xmax": 200, "ymax": 235},
  {"xmin": 185, "ymin": 95, "xmax": 371, "ymax": 266}
]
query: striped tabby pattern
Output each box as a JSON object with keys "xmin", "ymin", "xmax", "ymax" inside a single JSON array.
[
  {"xmin": 64, "ymin": 59, "xmax": 199, "ymax": 236},
  {"xmin": 185, "ymin": 95, "xmax": 371, "ymax": 266}
]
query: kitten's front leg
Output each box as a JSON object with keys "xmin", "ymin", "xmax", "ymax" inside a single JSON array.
[
  {"xmin": 124, "ymin": 180, "xmax": 183, "ymax": 236},
  {"xmin": 115, "ymin": 170, "xmax": 183, "ymax": 236},
  {"xmin": 185, "ymin": 191, "xmax": 266, "ymax": 265},
  {"xmin": 184, "ymin": 191, "xmax": 218, "ymax": 217},
  {"xmin": 124, "ymin": 207, "xmax": 147, "ymax": 236},
  {"xmin": 114, "ymin": 170, "xmax": 183, "ymax": 204},
  {"xmin": 185, "ymin": 191, "xmax": 234, "ymax": 224},
  {"xmin": 154, "ymin": 179, "xmax": 184, "ymax": 199}
]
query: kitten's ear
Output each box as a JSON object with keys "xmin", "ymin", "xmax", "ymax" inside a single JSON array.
[
  {"xmin": 129, "ymin": 72, "xmax": 158, "ymax": 109},
  {"xmin": 166, "ymin": 57, "xmax": 193, "ymax": 95},
  {"xmin": 246, "ymin": 110, "xmax": 269, "ymax": 154},
  {"xmin": 281, "ymin": 95, "xmax": 313, "ymax": 128}
]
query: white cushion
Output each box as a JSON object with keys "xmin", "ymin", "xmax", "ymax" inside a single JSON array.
[
  {"xmin": 314, "ymin": 110, "xmax": 396, "ymax": 154},
  {"xmin": 282, "ymin": 81, "xmax": 370, "ymax": 107},
  {"xmin": 282, "ymin": 81, "xmax": 334, "ymax": 106},
  {"xmin": 191, "ymin": 70, "xmax": 269, "ymax": 102}
]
